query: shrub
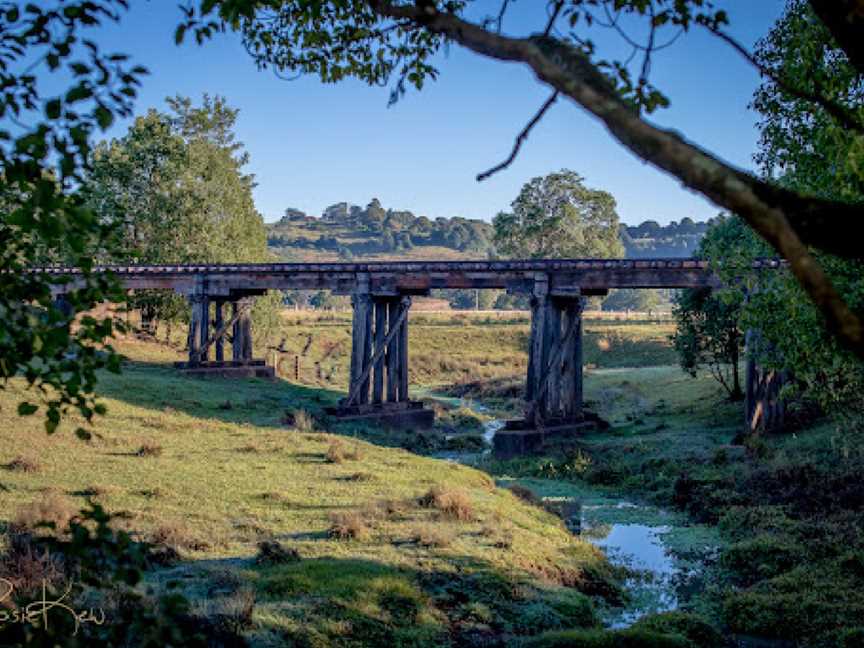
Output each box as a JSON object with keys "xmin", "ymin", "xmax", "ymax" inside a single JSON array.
[
  {"xmin": 328, "ymin": 511, "xmax": 370, "ymax": 540},
  {"xmin": 377, "ymin": 498, "xmax": 409, "ymax": 519},
  {"xmin": 411, "ymin": 524, "xmax": 455, "ymax": 548},
  {"xmin": 149, "ymin": 521, "xmax": 211, "ymax": 552},
  {"xmin": 255, "ymin": 540, "xmax": 300, "ymax": 566},
  {"xmin": 508, "ymin": 484, "xmax": 542, "ymax": 505},
  {"xmin": 326, "ymin": 439, "xmax": 364, "ymax": 463},
  {"xmin": 13, "ymin": 492, "xmax": 78, "ymax": 535},
  {"xmin": 720, "ymin": 535, "xmax": 805, "ymax": 586},
  {"xmin": 195, "ymin": 586, "xmax": 256, "ymax": 637},
  {"xmin": 418, "ymin": 486, "xmax": 474, "ymax": 521},
  {"xmin": 325, "ymin": 441, "xmax": 346, "ymax": 464},
  {"xmin": 0, "ymin": 528, "xmax": 67, "ymax": 597}
]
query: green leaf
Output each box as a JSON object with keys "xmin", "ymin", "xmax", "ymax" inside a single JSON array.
[
  {"xmin": 75, "ymin": 428, "xmax": 93, "ymax": 441},
  {"xmin": 95, "ymin": 105, "xmax": 114, "ymax": 129},
  {"xmin": 17, "ymin": 402, "xmax": 38, "ymax": 416},
  {"xmin": 45, "ymin": 98, "xmax": 62, "ymax": 119}
]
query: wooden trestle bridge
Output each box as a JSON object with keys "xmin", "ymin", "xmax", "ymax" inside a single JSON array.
[{"xmin": 44, "ymin": 258, "xmax": 784, "ymax": 455}]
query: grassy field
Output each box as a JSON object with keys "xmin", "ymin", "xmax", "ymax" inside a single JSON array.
[
  {"xmin": 267, "ymin": 310, "xmax": 678, "ymax": 394},
  {"xmin": 4, "ymin": 311, "xmax": 856, "ymax": 646},
  {"xmin": 0, "ymin": 335, "xmax": 628, "ymax": 646}
]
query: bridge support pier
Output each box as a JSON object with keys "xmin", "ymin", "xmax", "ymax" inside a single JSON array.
[
  {"xmin": 327, "ymin": 275, "xmax": 432, "ymax": 428},
  {"xmin": 494, "ymin": 275, "xmax": 599, "ymax": 458},
  {"xmin": 175, "ymin": 278, "xmax": 273, "ymax": 378}
]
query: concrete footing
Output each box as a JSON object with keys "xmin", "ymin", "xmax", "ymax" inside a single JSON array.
[
  {"xmin": 492, "ymin": 414, "xmax": 604, "ymax": 459},
  {"xmin": 326, "ymin": 401, "xmax": 435, "ymax": 429},
  {"xmin": 173, "ymin": 359, "xmax": 275, "ymax": 380}
]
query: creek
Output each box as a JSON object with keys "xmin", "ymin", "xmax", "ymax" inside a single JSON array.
[{"xmin": 425, "ymin": 393, "xmax": 720, "ymax": 628}]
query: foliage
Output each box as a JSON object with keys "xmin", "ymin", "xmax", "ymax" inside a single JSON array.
[
  {"xmin": 671, "ymin": 224, "xmax": 745, "ymax": 401},
  {"xmin": 492, "ymin": 170, "xmax": 624, "ymax": 260},
  {"xmin": 751, "ymin": 0, "xmax": 864, "ymax": 201},
  {"xmin": 446, "ymin": 288, "xmax": 499, "ymax": 310},
  {"xmin": 84, "ymin": 94, "xmax": 279, "ymax": 335},
  {"xmin": 85, "ymin": 94, "xmax": 267, "ymax": 265},
  {"xmin": 0, "ymin": 503, "xmax": 208, "ymax": 647},
  {"xmin": 691, "ymin": 1, "xmax": 864, "ymax": 424},
  {"xmin": 0, "ymin": 1, "xmax": 150, "ymax": 434},
  {"xmin": 706, "ymin": 216, "xmax": 864, "ymax": 424}
]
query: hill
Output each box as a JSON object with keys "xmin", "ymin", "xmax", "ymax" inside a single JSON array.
[{"xmin": 265, "ymin": 200, "xmax": 714, "ymax": 262}]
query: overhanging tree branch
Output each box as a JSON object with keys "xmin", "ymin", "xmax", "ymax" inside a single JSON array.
[{"xmin": 369, "ymin": 0, "xmax": 864, "ymax": 359}]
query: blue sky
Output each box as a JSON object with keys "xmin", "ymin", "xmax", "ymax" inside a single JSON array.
[{"xmin": 86, "ymin": 0, "xmax": 785, "ymax": 226}]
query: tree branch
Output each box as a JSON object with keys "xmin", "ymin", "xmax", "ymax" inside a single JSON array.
[
  {"xmin": 477, "ymin": 90, "xmax": 559, "ymax": 181},
  {"xmin": 544, "ymin": 1, "xmax": 564, "ymax": 37},
  {"xmin": 369, "ymin": 1, "xmax": 864, "ymax": 359}
]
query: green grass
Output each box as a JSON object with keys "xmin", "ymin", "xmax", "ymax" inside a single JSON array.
[
  {"xmin": 262, "ymin": 310, "xmax": 678, "ymax": 395},
  {"xmin": 0, "ymin": 336, "xmax": 619, "ymax": 646}
]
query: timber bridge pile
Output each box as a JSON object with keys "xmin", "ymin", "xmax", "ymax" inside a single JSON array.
[{"xmin": 43, "ymin": 258, "xmax": 785, "ymax": 456}]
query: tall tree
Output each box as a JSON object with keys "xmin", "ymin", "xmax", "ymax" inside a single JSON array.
[
  {"xmin": 87, "ymin": 96, "xmax": 266, "ymax": 266},
  {"xmin": 672, "ymin": 218, "xmax": 746, "ymax": 401},
  {"xmin": 84, "ymin": 96, "xmax": 270, "ymax": 330},
  {"xmin": 178, "ymin": 0, "xmax": 864, "ymax": 359},
  {"xmin": 492, "ymin": 170, "xmax": 624, "ymax": 259}
]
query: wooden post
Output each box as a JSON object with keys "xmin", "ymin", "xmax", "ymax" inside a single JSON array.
[
  {"xmin": 525, "ymin": 274, "xmax": 549, "ymax": 424},
  {"xmin": 294, "ymin": 355, "xmax": 300, "ymax": 381},
  {"xmin": 231, "ymin": 301, "xmax": 242, "ymax": 362},
  {"xmin": 545, "ymin": 299, "xmax": 562, "ymax": 419},
  {"xmin": 214, "ymin": 301, "xmax": 224, "ymax": 362},
  {"xmin": 561, "ymin": 297, "xmax": 584, "ymax": 419},
  {"xmin": 348, "ymin": 274, "xmax": 372, "ymax": 405},
  {"xmin": 239, "ymin": 299, "xmax": 253, "ymax": 363},
  {"xmin": 386, "ymin": 298, "xmax": 400, "ymax": 403},
  {"xmin": 398, "ymin": 296, "xmax": 411, "ymax": 402},
  {"xmin": 198, "ymin": 298, "xmax": 210, "ymax": 363},
  {"xmin": 372, "ymin": 299, "xmax": 387, "ymax": 404}
]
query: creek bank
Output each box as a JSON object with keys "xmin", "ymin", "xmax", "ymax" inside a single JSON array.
[
  {"xmin": 420, "ymin": 391, "xmax": 720, "ymax": 632},
  {"xmin": 409, "ymin": 382, "xmax": 864, "ymax": 647}
]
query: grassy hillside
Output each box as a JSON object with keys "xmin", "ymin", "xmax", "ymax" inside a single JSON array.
[{"xmin": 0, "ymin": 336, "xmax": 623, "ymax": 646}]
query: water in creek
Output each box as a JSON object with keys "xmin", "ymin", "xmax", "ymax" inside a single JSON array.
[
  {"xmin": 520, "ymin": 479, "xmax": 718, "ymax": 628},
  {"xmin": 425, "ymin": 393, "xmax": 718, "ymax": 628}
]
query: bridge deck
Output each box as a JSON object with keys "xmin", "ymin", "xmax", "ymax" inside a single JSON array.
[{"xmin": 35, "ymin": 258, "xmax": 783, "ymax": 295}]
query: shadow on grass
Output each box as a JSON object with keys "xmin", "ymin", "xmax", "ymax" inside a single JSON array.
[
  {"xmin": 96, "ymin": 357, "xmax": 346, "ymax": 431},
  {"xmin": 95, "ymin": 357, "xmax": 460, "ymax": 456}
]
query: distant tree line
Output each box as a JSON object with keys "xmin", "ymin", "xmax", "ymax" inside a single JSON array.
[
  {"xmin": 267, "ymin": 201, "xmax": 711, "ymax": 262},
  {"xmin": 268, "ymin": 198, "xmax": 493, "ymax": 256}
]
